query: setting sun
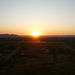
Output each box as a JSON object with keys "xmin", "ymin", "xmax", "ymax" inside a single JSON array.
[{"xmin": 32, "ymin": 31, "xmax": 40, "ymax": 37}]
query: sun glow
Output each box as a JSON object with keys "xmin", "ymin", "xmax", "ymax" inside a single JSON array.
[{"xmin": 32, "ymin": 31, "xmax": 40, "ymax": 37}]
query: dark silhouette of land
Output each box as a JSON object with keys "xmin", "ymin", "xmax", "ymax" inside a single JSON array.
[{"xmin": 0, "ymin": 34, "xmax": 75, "ymax": 75}]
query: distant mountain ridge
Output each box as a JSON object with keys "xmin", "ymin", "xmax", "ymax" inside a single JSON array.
[
  {"xmin": 0, "ymin": 34, "xmax": 75, "ymax": 37},
  {"xmin": 0, "ymin": 34, "xmax": 18, "ymax": 37}
]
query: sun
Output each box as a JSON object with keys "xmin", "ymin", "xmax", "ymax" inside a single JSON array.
[{"xmin": 32, "ymin": 31, "xmax": 40, "ymax": 37}]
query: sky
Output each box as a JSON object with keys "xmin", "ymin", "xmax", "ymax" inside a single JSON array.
[{"xmin": 0, "ymin": 0, "xmax": 75, "ymax": 35}]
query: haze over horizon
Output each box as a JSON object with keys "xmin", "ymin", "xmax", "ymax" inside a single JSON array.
[{"xmin": 0, "ymin": 0, "xmax": 75, "ymax": 35}]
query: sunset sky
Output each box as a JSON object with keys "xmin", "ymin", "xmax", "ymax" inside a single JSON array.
[{"xmin": 0, "ymin": 0, "xmax": 75, "ymax": 35}]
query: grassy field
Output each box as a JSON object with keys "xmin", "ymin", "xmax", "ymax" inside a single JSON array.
[{"xmin": 0, "ymin": 36, "xmax": 75, "ymax": 75}]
